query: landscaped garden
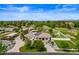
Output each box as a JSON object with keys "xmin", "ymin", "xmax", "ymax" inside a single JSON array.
[{"xmin": 19, "ymin": 39, "xmax": 47, "ymax": 52}]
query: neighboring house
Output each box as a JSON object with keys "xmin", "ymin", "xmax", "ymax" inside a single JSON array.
[
  {"xmin": 4, "ymin": 28, "xmax": 15, "ymax": 31},
  {"xmin": 6, "ymin": 33, "xmax": 18, "ymax": 38},
  {"xmin": 22, "ymin": 27, "xmax": 28, "ymax": 31},
  {"xmin": 0, "ymin": 28, "xmax": 4, "ymax": 31},
  {"xmin": 1, "ymin": 40, "xmax": 15, "ymax": 50},
  {"xmin": 28, "ymin": 25, "xmax": 35, "ymax": 31},
  {"xmin": 0, "ymin": 28, "xmax": 15, "ymax": 31},
  {"xmin": 25, "ymin": 30, "xmax": 51, "ymax": 41},
  {"xmin": 0, "ymin": 31, "xmax": 4, "ymax": 34}
]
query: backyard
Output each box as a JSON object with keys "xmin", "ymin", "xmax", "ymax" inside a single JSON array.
[{"xmin": 54, "ymin": 40, "xmax": 75, "ymax": 49}]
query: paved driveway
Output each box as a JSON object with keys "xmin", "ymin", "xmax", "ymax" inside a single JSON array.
[
  {"xmin": 7, "ymin": 36, "xmax": 24, "ymax": 52},
  {"xmin": 43, "ymin": 41, "xmax": 56, "ymax": 52}
]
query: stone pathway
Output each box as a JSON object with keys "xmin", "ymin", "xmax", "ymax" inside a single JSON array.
[{"xmin": 7, "ymin": 36, "xmax": 24, "ymax": 52}]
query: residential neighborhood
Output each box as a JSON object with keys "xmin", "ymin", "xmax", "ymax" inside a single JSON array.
[{"xmin": 0, "ymin": 21, "xmax": 79, "ymax": 53}]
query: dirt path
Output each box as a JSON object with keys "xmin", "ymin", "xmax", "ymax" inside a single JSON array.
[{"xmin": 7, "ymin": 36, "xmax": 24, "ymax": 52}]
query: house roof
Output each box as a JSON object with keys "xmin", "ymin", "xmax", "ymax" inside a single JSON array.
[
  {"xmin": 6, "ymin": 33, "xmax": 17, "ymax": 37},
  {"xmin": 37, "ymin": 32, "xmax": 51, "ymax": 38},
  {"xmin": 25, "ymin": 31, "xmax": 51, "ymax": 39},
  {"xmin": 0, "ymin": 27, "xmax": 14, "ymax": 31},
  {"xmin": 4, "ymin": 28, "xmax": 14, "ymax": 31}
]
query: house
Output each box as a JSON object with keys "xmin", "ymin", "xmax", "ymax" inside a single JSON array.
[
  {"xmin": 25, "ymin": 30, "xmax": 51, "ymax": 41},
  {"xmin": 6, "ymin": 33, "xmax": 18, "ymax": 38},
  {"xmin": 0, "ymin": 28, "xmax": 4, "ymax": 31},
  {"xmin": 1, "ymin": 40, "xmax": 15, "ymax": 50},
  {"xmin": 22, "ymin": 26, "xmax": 28, "ymax": 31},
  {"xmin": 0, "ymin": 27, "xmax": 15, "ymax": 31},
  {"xmin": 28, "ymin": 25, "xmax": 35, "ymax": 31},
  {"xmin": 4, "ymin": 28, "xmax": 15, "ymax": 31}
]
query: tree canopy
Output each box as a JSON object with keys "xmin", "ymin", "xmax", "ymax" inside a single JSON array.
[{"xmin": 0, "ymin": 41, "xmax": 7, "ymax": 53}]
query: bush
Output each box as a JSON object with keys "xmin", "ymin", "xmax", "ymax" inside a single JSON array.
[
  {"xmin": 13, "ymin": 28, "xmax": 19, "ymax": 32},
  {"xmin": 19, "ymin": 39, "xmax": 46, "ymax": 52},
  {"xmin": 32, "ymin": 40, "xmax": 46, "ymax": 51},
  {"xmin": 0, "ymin": 41, "xmax": 7, "ymax": 53},
  {"xmin": 0, "ymin": 35, "xmax": 5, "ymax": 40},
  {"xmin": 25, "ymin": 39, "xmax": 32, "ymax": 49},
  {"xmin": 8, "ymin": 37, "xmax": 14, "ymax": 42}
]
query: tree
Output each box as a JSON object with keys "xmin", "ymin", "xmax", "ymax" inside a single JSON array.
[
  {"xmin": 25, "ymin": 39, "xmax": 32, "ymax": 49},
  {"xmin": 75, "ymin": 30, "xmax": 79, "ymax": 42},
  {"xmin": 48, "ymin": 29, "xmax": 52, "ymax": 33},
  {"xmin": 0, "ymin": 35, "xmax": 5, "ymax": 40},
  {"xmin": 75, "ymin": 40, "xmax": 79, "ymax": 49},
  {"xmin": 60, "ymin": 41, "xmax": 69, "ymax": 49},
  {"xmin": 0, "ymin": 41, "xmax": 7, "ymax": 53},
  {"xmin": 32, "ymin": 40, "xmax": 46, "ymax": 51},
  {"xmin": 8, "ymin": 37, "xmax": 14, "ymax": 42},
  {"xmin": 19, "ymin": 29, "xmax": 25, "ymax": 41},
  {"xmin": 36, "ymin": 27, "xmax": 43, "ymax": 32},
  {"xmin": 23, "ymin": 30, "xmax": 28, "ymax": 35},
  {"xmin": 13, "ymin": 28, "xmax": 19, "ymax": 32}
]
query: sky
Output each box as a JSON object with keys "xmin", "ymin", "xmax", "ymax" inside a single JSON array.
[{"xmin": 0, "ymin": 4, "xmax": 79, "ymax": 21}]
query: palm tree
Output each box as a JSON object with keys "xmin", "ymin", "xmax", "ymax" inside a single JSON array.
[{"xmin": 19, "ymin": 29, "xmax": 25, "ymax": 41}]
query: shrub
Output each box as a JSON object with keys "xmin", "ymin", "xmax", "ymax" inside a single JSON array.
[
  {"xmin": 25, "ymin": 39, "xmax": 32, "ymax": 49},
  {"xmin": 0, "ymin": 41, "xmax": 7, "ymax": 53},
  {"xmin": 8, "ymin": 37, "xmax": 14, "ymax": 42},
  {"xmin": 32, "ymin": 40, "xmax": 46, "ymax": 51}
]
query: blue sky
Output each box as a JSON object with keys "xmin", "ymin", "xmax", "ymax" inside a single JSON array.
[{"xmin": 0, "ymin": 4, "xmax": 79, "ymax": 21}]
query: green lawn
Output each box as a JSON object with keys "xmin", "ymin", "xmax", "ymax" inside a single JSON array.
[
  {"xmin": 55, "ymin": 28, "xmax": 69, "ymax": 34},
  {"xmin": 19, "ymin": 46, "xmax": 38, "ymax": 52},
  {"xmin": 19, "ymin": 39, "xmax": 47, "ymax": 52},
  {"xmin": 0, "ymin": 35, "xmax": 5, "ymax": 40},
  {"xmin": 19, "ymin": 46, "xmax": 46, "ymax": 52},
  {"xmin": 51, "ymin": 29, "xmax": 65, "ymax": 38},
  {"xmin": 55, "ymin": 35, "xmax": 65, "ymax": 38},
  {"xmin": 54, "ymin": 40, "xmax": 75, "ymax": 49}
]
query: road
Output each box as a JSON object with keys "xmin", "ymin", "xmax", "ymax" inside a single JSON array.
[{"xmin": 7, "ymin": 36, "xmax": 24, "ymax": 52}]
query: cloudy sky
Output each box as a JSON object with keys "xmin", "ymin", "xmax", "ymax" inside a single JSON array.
[{"xmin": 0, "ymin": 4, "xmax": 79, "ymax": 21}]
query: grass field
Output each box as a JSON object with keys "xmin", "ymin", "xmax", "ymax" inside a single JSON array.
[
  {"xmin": 54, "ymin": 40, "xmax": 75, "ymax": 49},
  {"xmin": 19, "ymin": 46, "xmax": 46, "ymax": 52},
  {"xmin": 19, "ymin": 46, "xmax": 38, "ymax": 52}
]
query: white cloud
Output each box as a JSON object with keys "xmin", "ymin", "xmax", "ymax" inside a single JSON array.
[
  {"xmin": 55, "ymin": 5, "xmax": 61, "ymax": 9},
  {"xmin": 19, "ymin": 6, "xmax": 30, "ymax": 12},
  {"xmin": 57, "ymin": 8, "xmax": 76, "ymax": 11},
  {"xmin": 0, "ymin": 11, "xmax": 79, "ymax": 21},
  {"xmin": 54, "ymin": 4, "xmax": 77, "ymax": 13},
  {"xmin": 62, "ymin": 4, "xmax": 78, "ymax": 8},
  {"xmin": 0, "ymin": 5, "xmax": 79, "ymax": 21},
  {"xmin": 0, "ymin": 6, "xmax": 30, "ymax": 12}
]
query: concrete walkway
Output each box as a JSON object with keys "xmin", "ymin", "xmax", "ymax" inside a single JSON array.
[
  {"xmin": 7, "ymin": 36, "xmax": 24, "ymax": 52},
  {"xmin": 43, "ymin": 41, "xmax": 56, "ymax": 52}
]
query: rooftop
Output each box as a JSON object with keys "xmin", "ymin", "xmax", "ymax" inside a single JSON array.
[
  {"xmin": 25, "ymin": 31, "xmax": 51, "ymax": 38},
  {"xmin": 6, "ymin": 33, "xmax": 17, "ymax": 37}
]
